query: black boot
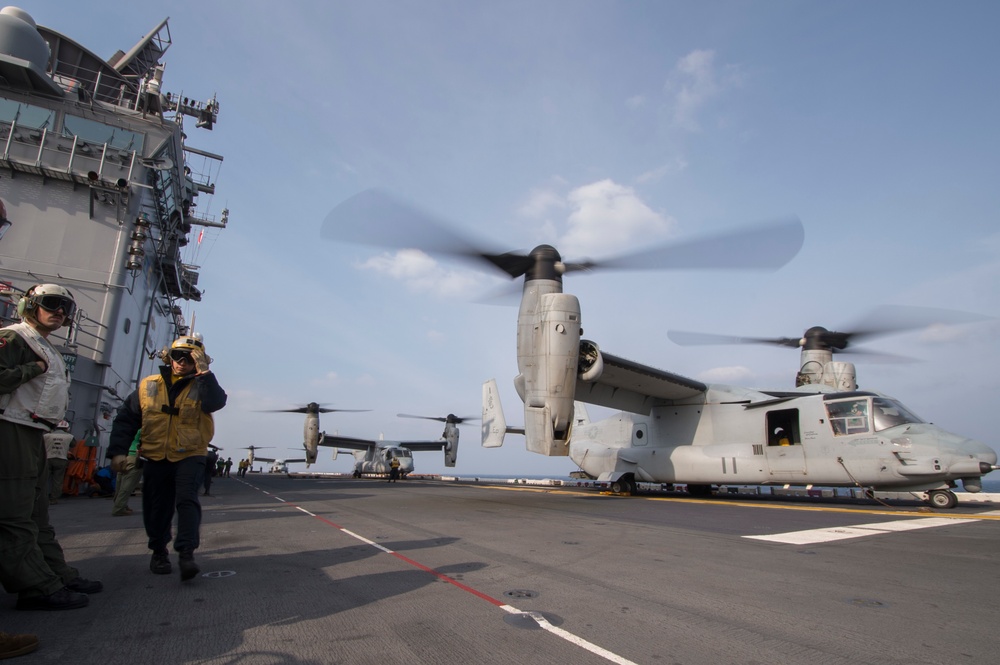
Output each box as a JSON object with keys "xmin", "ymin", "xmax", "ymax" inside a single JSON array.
[
  {"xmin": 150, "ymin": 550, "xmax": 172, "ymax": 575},
  {"xmin": 178, "ymin": 551, "xmax": 200, "ymax": 581},
  {"xmin": 15, "ymin": 587, "xmax": 89, "ymax": 611}
]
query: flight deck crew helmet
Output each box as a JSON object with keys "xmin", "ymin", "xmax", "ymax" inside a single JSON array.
[
  {"xmin": 167, "ymin": 335, "xmax": 208, "ymax": 364},
  {"xmin": 17, "ymin": 283, "xmax": 76, "ymax": 326}
]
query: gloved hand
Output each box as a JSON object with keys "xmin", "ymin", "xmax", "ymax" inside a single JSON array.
[
  {"xmin": 190, "ymin": 347, "xmax": 212, "ymax": 374},
  {"xmin": 110, "ymin": 455, "xmax": 128, "ymax": 474}
]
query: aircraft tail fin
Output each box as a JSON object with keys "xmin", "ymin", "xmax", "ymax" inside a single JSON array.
[
  {"xmin": 573, "ymin": 402, "xmax": 591, "ymax": 427},
  {"xmin": 482, "ymin": 379, "xmax": 507, "ymax": 448}
]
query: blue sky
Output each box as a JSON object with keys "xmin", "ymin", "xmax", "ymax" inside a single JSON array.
[{"xmin": 33, "ymin": 1, "xmax": 1000, "ymax": 475}]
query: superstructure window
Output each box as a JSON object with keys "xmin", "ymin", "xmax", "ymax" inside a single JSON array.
[
  {"xmin": 62, "ymin": 114, "xmax": 144, "ymax": 152},
  {"xmin": 0, "ymin": 98, "xmax": 55, "ymax": 129}
]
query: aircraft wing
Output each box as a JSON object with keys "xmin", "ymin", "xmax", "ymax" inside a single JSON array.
[
  {"xmin": 575, "ymin": 351, "xmax": 708, "ymax": 415},
  {"xmin": 397, "ymin": 440, "xmax": 447, "ymax": 452},
  {"xmin": 254, "ymin": 456, "xmax": 277, "ymax": 463},
  {"xmin": 317, "ymin": 435, "xmax": 378, "ymax": 452},
  {"xmin": 283, "ymin": 458, "xmax": 307, "ymax": 464}
]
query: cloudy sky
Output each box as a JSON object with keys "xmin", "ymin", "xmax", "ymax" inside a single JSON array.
[{"xmin": 34, "ymin": 1, "xmax": 1000, "ymax": 475}]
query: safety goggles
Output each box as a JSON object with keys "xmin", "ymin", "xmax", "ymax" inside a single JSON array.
[
  {"xmin": 36, "ymin": 295, "xmax": 76, "ymax": 317},
  {"xmin": 169, "ymin": 350, "xmax": 194, "ymax": 363}
]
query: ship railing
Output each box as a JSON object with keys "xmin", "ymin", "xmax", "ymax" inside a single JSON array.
[{"xmin": 0, "ymin": 118, "xmax": 140, "ymax": 189}]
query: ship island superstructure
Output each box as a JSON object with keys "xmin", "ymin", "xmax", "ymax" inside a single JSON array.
[{"xmin": 0, "ymin": 6, "xmax": 227, "ymax": 455}]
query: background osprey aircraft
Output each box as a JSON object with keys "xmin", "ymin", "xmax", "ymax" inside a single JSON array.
[
  {"xmin": 325, "ymin": 190, "xmax": 998, "ymax": 509},
  {"xmin": 257, "ymin": 402, "xmax": 369, "ymax": 466},
  {"xmin": 321, "ymin": 413, "xmax": 472, "ymax": 478}
]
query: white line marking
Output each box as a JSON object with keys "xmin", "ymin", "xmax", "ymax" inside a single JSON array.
[
  {"xmin": 745, "ymin": 517, "xmax": 979, "ymax": 544},
  {"xmin": 340, "ymin": 528, "xmax": 394, "ymax": 553},
  {"xmin": 498, "ymin": 605, "xmax": 639, "ymax": 665},
  {"xmin": 261, "ymin": 487, "xmax": 636, "ymax": 664}
]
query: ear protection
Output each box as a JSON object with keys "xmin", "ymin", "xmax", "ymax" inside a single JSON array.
[
  {"xmin": 15, "ymin": 284, "xmax": 40, "ymax": 318},
  {"xmin": 15, "ymin": 284, "xmax": 76, "ymax": 327}
]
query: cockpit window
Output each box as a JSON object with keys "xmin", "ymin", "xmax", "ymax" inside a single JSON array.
[
  {"xmin": 826, "ymin": 399, "xmax": 870, "ymax": 436},
  {"xmin": 871, "ymin": 397, "xmax": 923, "ymax": 431}
]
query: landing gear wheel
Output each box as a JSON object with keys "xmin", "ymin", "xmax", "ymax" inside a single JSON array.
[
  {"xmin": 927, "ymin": 490, "xmax": 957, "ymax": 509},
  {"xmin": 610, "ymin": 478, "xmax": 634, "ymax": 495}
]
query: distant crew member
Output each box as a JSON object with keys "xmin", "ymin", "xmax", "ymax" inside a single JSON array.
[
  {"xmin": 203, "ymin": 446, "xmax": 219, "ymax": 496},
  {"xmin": 388, "ymin": 456, "xmax": 401, "ymax": 483},
  {"xmin": 0, "ymin": 284, "xmax": 102, "ymax": 610},
  {"xmin": 112, "ymin": 429, "xmax": 142, "ymax": 516},
  {"xmin": 774, "ymin": 428, "xmax": 791, "ymax": 446},
  {"xmin": 108, "ymin": 335, "xmax": 227, "ymax": 582}
]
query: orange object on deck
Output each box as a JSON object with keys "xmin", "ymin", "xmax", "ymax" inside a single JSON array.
[{"xmin": 63, "ymin": 439, "xmax": 97, "ymax": 496}]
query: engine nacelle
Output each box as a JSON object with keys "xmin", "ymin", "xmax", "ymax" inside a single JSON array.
[
  {"xmin": 442, "ymin": 422, "xmax": 459, "ymax": 467},
  {"xmin": 304, "ymin": 418, "xmax": 319, "ymax": 466},
  {"xmin": 516, "ymin": 291, "xmax": 581, "ymax": 456}
]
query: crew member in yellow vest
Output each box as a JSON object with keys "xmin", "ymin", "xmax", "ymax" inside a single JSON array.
[{"xmin": 108, "ymin": 335, "xmax": 227, "ymax": 581}]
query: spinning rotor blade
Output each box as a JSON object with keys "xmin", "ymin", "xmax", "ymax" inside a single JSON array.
[
  {"xmin": 323, "ymin": 189, "xmax": 805, "ymax": 280},
  {"xmin": 566, "ymin": 217, "xmax": 804, "ymax": 274},
  {"xmin": 842, "ymin": 305, "xmax": 993, "ymax": 344},
  {"xmin": 668, "ymin": 305, "xmax": 991, "ymax": 362},
  {"xmin": 667, "ymin": 330, "xmax": 803, "ymax": 349},
  {"xmin": 322, "ymin": 189, "xmax": 525, "ymax": 278},
  {"xmin": 258, "ymin": 402, "xmax": 370, "ymax": 415},
  {"xmin": 398, "ymin": 413, "xmax": 480, "ymax": 425}
]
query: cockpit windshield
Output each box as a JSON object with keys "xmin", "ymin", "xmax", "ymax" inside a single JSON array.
[
  {"xmin": 871, "ymin": 397, "xmax": 923, "ymax": 431},
  {"xmin": 826, "ymin": 398, "xmax": 870, "ymax": 436}
]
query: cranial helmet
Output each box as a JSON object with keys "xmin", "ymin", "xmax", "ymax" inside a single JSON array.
[
  {"xmin": 171, "ymin": 335, "xmax": 205, "ymax": 353},
  {"xmin": 165, "ymin": 334, "xmax": 211, "ymax": 368},
  {"xmin": 17, "ymin": 283, "xmax": 76, "ymax": 325}
]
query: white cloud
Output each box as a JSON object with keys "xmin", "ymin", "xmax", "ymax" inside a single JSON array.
[
  {"xmin": 517, "ymin": 187, "xmax": 566, "ymax": 219},
  {"xmin": 561, "ymin": 179, "xmax": 674, "ymax": 258},
  {"xmin": 665, "ymin": 49, "xmax": 743, "ymax": 132},
  {"xmin": 359, "ymin": 249, "xmax": 483, "ymax": 297}
]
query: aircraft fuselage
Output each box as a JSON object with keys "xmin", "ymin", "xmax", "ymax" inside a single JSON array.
[{"xmin": 569, "ymin": 386, "xmax": 996, "ymax": 493}]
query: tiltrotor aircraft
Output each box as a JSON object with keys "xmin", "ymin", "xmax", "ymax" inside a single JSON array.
[
  {"xmin": 667, "ymin": 305, "xmax": 992, "ymax": 392},
  {"xmin": 324, "ymin": 190, "xmax": 998, "ymax": 509},
  {"xmin": 322, "ymin": 413, "xmax": 472, "ymax": 478},
  {"xmin": 257, "ymin": 402, "xmax": 369, "ymax": 466}
]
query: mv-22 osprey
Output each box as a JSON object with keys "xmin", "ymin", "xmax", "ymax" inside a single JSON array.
[
  {"xmin": 323, "ymin": 414, "xmax": 471, "ymax": 478},
  {"xmin": 262, "ymin": 402, "xmax": 464, "ymax": 477},
  {"xmin": 325, "ymin": 190, "xmax": 997, "ymax": 509}
]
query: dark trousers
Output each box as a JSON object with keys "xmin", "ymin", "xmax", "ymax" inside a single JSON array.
[
  {"xmin": 0, "ymin": 421, "xmax": 77, "ymax": 597},
  {"xmin": 142, "ymin": 456, "xmax": 205, "ymax": 554}
]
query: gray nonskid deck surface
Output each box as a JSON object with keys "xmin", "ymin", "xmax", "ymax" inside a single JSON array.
[{"xmin": 4, "ymin": 476, "xmax": 998, "ymax": 664}]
